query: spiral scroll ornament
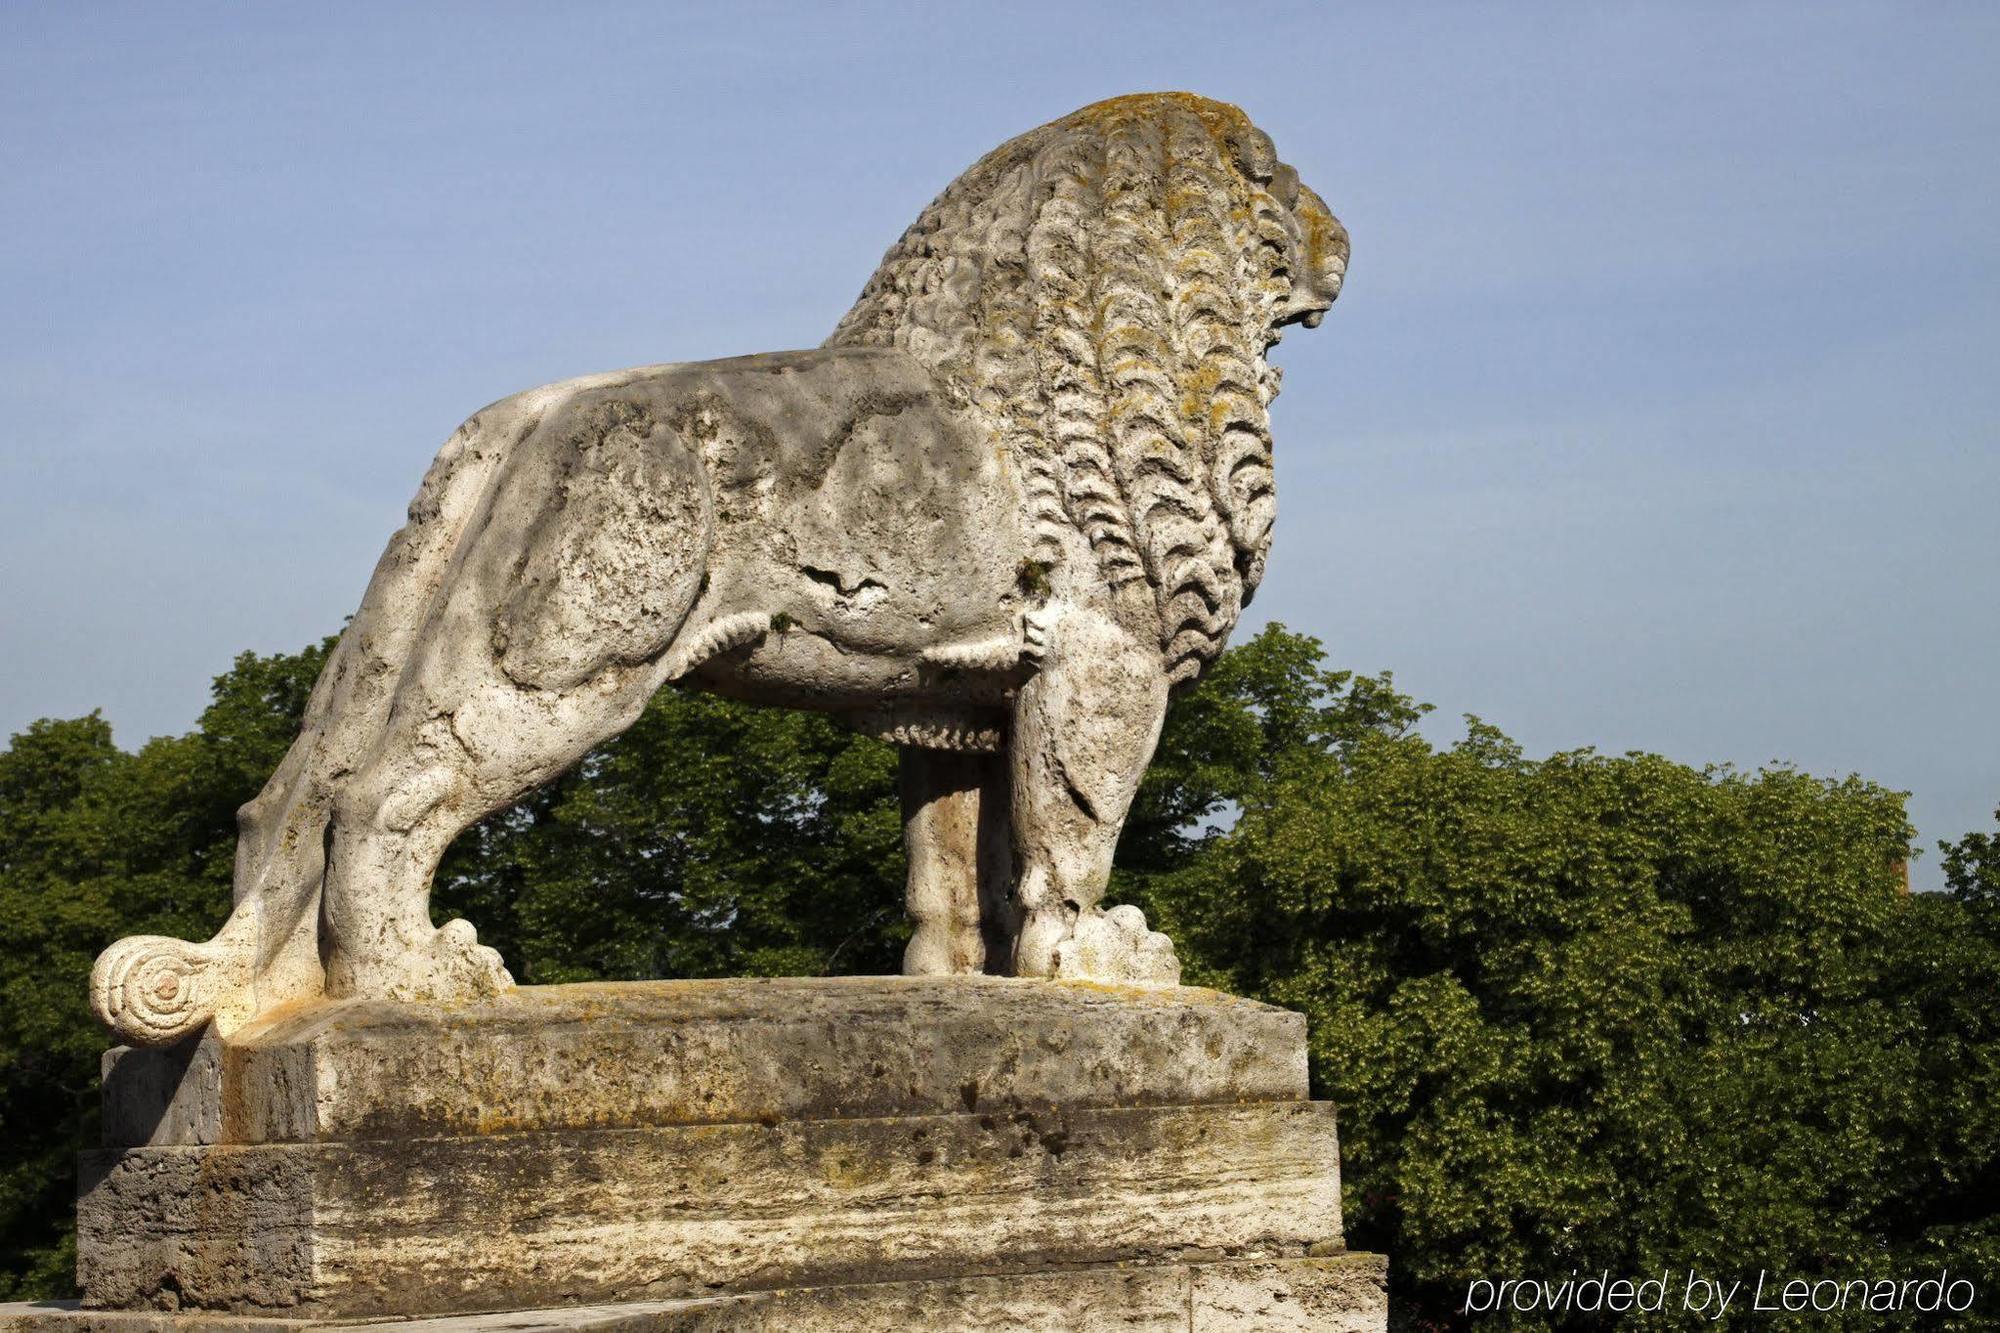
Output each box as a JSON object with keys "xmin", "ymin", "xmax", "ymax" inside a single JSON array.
[{"xmin": 90, "ymin": 935, "xmax": 218, "ymax": 1047}]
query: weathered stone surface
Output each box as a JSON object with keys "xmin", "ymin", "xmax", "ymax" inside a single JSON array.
[
  {"xmin": 87, "ymin": 93, "xmax": 1349, "ymax": 1049},
  {"xmin": 101, "ymin": 1037, "xmax": 223, "ymax": 1149},
  {"xmin": 81, "ymin": 1102, "xmax": 1339, "ymax": 1318},
  {"xmin": 102, "ymin": 979, "xmax": 1307, "ymax": 1147},
  {"xmin": 1191, "ymin": 1255, "xmax": 1391, "ymax": 1332},
  {"xmin": 1, "ymin": 1254, "xmax": 1386, "ymax": 1330},
  {"xmin": 67, "ymin": 980, "xmax": 1384, "ymax": 1328}
]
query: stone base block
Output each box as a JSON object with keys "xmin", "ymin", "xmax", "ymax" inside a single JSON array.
[
  {"xmin": 0, "ymin": 1253, "xmax": 1390, "ymax": 1331},
  {"xmin": 80, "ymin": 1102, "xmax": 1341, "ymax": 1317},
  {"xmin": 59, "ymin": 978, "xmax": 1385, "ymax": 1330},
  {"xmin": 99, "ymin": 976, "xmax": 1308, "ymax": 1148}
]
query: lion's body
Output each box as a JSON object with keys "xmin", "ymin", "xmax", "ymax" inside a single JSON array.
[
  {"xmin": 91, "ymin": 93, "xmax": 1347, "ymax": 1046},
  {"xmin": 491, "ymin": 349, "xmax": 1035, "ymax": 720}
]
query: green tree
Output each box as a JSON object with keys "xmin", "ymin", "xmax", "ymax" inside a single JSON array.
[
  {"xmin": 0, "ymin": 640, "xmax": 330, "ymax": 1298},
  {"xmin": 1941, "ymin": 808, "xmax": 2000, "ymax": 907},
  {"xmin": 1132, "ymin": 626, "xmax": 1990, "ymax": 1329},
  {"xmin": 434, "ymin": 685, "xmax": 905, "ymax": 983},
  {"xmin": 1888, "ymin": 812, "xmax": 2000, "ymax": 1301}
]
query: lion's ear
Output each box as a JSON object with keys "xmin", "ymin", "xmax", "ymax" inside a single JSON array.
[
  {"xmin": 1226, "ymin": 125, "xmax": 1279, "ymax": 185},
  {"xmin": 1269, "ymin": 163, "xmax": 1301, "ymax": 210}
]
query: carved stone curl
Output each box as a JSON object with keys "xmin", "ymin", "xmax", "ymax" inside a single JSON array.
[
  {"xmin": 91, "ymin": 92, "xmax": 1346, "ymax": 1046},
  {"xmin": 89, "ymin": 936, "xmax": 235, "ymax": 1046}
]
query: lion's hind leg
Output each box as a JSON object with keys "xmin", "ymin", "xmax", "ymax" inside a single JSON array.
[
  {"xmin": 318, "ymin": 656, "xmax": 677, "ymax": 1001},
  {"xmin": 89, "ymin": 408, "xmax": 527, "ymax": 1045},
  {"xmin": 321, "ymin": 398, "xmax": 717, "ymax": 1000},
  {"xmin": 317, "ymin": 709, "xmax": 512, "ymax": 1003}
]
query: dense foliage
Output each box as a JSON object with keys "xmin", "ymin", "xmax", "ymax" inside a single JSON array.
[
  {"xmin": 1122, "ymin": 632, "xmax": 1999, "ymax": 1328},
  {"xmin": 1, "ymin": 626, "xmax": 1992, "ymax": 1327}
]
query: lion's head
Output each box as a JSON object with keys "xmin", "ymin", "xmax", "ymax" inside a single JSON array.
[{"xmin": 827, "ymin": 92, "xmax": 1346, "ymax": 682}]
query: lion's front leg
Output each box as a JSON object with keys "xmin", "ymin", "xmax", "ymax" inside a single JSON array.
[{"xmin": 1006, "ymin": 602, "xmax": 1179, "ymax": 985}]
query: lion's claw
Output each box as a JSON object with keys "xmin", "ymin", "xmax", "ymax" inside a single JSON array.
[{"xmin": 1020, "ymin": 607, "xmax": 1051, "ymax": 667}]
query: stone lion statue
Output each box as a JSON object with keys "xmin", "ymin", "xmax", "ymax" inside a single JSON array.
[{"xmin": 92, "ymin": 92, "xmax": 1347, "ymax": 1046}]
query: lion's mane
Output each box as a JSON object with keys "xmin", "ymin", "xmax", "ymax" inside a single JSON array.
[{"xmin": 827, "ymin": 93, "xmax": 1342, "ymax": 683}]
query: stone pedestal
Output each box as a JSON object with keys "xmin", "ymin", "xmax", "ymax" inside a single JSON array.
[{"xmin": 1, "ymin": 978, "xmax": 1388, "ymax": 1331}]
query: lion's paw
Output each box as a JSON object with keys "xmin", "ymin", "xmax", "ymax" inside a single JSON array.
[
  {"xmin": 344, "ymin": 919, "xmax": 514, "ymax": 1005},
  {"xmin": 1052, "ymin": 904, "xmax": 1181, "ymax": 986},
  {"xmin": 416, "ymin": 918, "xmax": 515, "ymax": 1001}
]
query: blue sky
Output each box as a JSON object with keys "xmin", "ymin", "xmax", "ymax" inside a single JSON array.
[{"xmin": 3, "ymin": 3, "xmax": 1995, "ymax": 884}]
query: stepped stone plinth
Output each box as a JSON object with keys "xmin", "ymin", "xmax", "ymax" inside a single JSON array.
[{"xmin": 1, "ymin": 978, "xmax": 1387, "ymax": 1331}]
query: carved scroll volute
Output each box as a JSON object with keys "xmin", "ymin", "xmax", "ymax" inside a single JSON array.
[{"xmin": 90, "ymin": 935, "xmax": 235, "ymax": 1048}]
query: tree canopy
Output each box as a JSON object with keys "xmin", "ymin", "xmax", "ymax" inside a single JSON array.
[{"xmin": 1, "ymin": 626, "xmax": 1992, "ymax": 1327}]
